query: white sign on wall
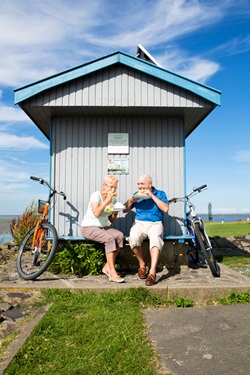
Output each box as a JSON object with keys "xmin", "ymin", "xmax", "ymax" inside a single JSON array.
[{"xmin": 108, "ymin": 133, "xmax": 129, "ymax": 154}]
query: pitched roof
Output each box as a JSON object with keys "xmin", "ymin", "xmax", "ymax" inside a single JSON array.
[
  {"xmin": 14, "ymin": 50, "xmax": 221, "ymax": 139},
  {"xmin": 14, "ymin": 50, "xmax": 221, "ymax": 105}
]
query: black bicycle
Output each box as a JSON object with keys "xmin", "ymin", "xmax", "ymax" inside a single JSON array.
[
  {"xmin": 169, "ymin": 185, "xmax": 220, "ymax": 277},
  {"xmin": 16, "ymin": 176, "xmax": 66, "ymax": 280}
]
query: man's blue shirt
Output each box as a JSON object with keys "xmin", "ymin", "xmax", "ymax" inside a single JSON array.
[{"xmin": 131, "ymin": 187, "xmax": 168, "ymax": 222}]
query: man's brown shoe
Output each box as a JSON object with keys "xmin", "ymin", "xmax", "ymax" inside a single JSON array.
[
  {"xmin": 145, "ymin": 274, "xmax": 156, "ymax": 286},
  {"xmin": 138, "ymin": 267, "xmax": 147, "ymax": 279}
]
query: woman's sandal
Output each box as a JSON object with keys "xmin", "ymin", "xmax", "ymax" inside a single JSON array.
[
  {"xmin": 102, "ymin": 268, "xmax": 125, "ymax": 283},
  {"xmin": 109, "ymin": 277, "xmax": 125, "ymax": 283},
  {"xmin": 102, "ymin": 268, "xmax": 110, "ymax": 278}
]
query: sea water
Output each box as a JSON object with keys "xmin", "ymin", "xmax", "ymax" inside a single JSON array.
[
  {"xmin": 199, "ymin": 214, "xmax": 250, "ymax": 223},
  {"xmin": 0, "ymin": 215, "xmax": 20, "ymax": 244}
]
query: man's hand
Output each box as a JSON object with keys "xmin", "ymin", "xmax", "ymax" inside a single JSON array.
[{"xmin": 143, "ymin": 189, "xmax": 152, "ymax": 197}]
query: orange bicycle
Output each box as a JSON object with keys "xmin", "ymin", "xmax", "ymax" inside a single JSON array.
[{"xmin": 16, "ymin": 176, "xmax": 66, "ymax": 280}]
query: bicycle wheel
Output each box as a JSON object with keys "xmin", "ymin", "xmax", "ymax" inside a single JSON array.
[
  {"xmin": 194, "ymin": 223, "xmax": 220, "ymax": 277},
  {"xmin": 16, "ymin": 222, "xmax": 58, "ymax": 280}
]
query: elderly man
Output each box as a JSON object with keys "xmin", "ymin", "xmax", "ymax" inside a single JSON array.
[{"xmin": 124, "ymin": 174, "xmax": 169, "ymax": 286}]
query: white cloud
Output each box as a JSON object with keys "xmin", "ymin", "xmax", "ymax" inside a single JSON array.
[
  {"xmin": 0, "ymin": 106, "xmax": 31, "ymax": 122},
  {"xmin": 0, "ymin": 156, "xmax": 49, "ymax": 213},
  {"xmin": 234, "ymin": 150, "xmax": 250, "ymax": 162},
  {"xmin": 0, "ymin": 167, "xmax": 30, "ymax": 183},
  {"xmin": 82, "ymin": 0, "xmax": 223, "ymax": 49},
  {"xmin": 0, "ymin": 158, "xmax": 33, "ymax": 182},
  {"xmin": 0, "ymin": 180, "xmax": 48, "ymax": 214},
  {"xmin": 7, "ymin": 156, "xmax": 29, "ymax": 165},
  {"xmin": 0, "ymin": 181, "xmax": 30, "ymax": 193},
  {"xmin": 209, "ymin": 34, "xmax": 250, "ymax": 58},
  {"xmin": 157, "ymin": 50, "xmax": 220, "ymax": 83},
  {"xmin": 0, "ymin": 0, "xmax": 245, "ymax": 87},
  {"xmin": 0, "ymin": 133, "xmax": 49, "ymax": 150},
  {"xmin": 176, "ymin": 59, "xmax": 220, "ymax": 84},
  {"xmin": 0, "ymin": 156, "xmax": 49, "ymax": 214}
]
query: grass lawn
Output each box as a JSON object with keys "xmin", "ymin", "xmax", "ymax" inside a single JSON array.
[
  {"xmin": 216, "ymin": 255, "xmax": 250, "ymax": 277},
  {"xmin": 204, "ymin": 220, "xmax": 250, "ymax": 237},
  {"xmin": 204, "ymin": 221, "xmax": 250, "ymax": 271}
]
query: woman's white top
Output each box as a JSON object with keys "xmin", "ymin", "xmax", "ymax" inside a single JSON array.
[{"xmin": 81, "ymin": 191, "xmax": 117, "ymax": 227}]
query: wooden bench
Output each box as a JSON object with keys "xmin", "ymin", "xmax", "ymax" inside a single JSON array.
[{"xmin": 58, "ymin": 234, "xmax": 195, "ymax": 242}]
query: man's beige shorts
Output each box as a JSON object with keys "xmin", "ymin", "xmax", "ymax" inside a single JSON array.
[{"xmin": 128, "ymin": 220, "xmax": 164, "ymax": 251}]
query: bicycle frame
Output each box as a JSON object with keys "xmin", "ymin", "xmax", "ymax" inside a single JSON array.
[
  {"xmin": 32, "ymin": 202, "xmax": 49, "ymax": 250},
  {"xmin": 16, "ymin": 176, "xmax": 66, "ymax": 280},
  {"xmin": 186, "ymin": 217, "xmax": 197, "ymax": 243},
  {"xmin": 169, "ymin": 185, "xmax": 220, "ymax": 277},
  {"xmin": 170, "ymin": 184, "xmax": 207, "ymax": 236}
]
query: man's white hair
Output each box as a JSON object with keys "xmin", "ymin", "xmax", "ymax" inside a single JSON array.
[{"xmin": 139, "ymin": 174, "xmax": 152, "ymax": 183}]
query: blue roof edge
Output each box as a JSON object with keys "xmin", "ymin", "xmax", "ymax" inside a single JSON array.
[{"xmin": 14, "ymin": 50, "xmax": 221, "ymax": 106}]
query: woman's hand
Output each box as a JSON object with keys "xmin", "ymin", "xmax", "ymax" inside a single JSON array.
[
  {"xmin": 92, "ymin": 187, "xmax": 117, "ymax": 218},
  {"xmin": 105, "ymin": 189, "xmax": 116, "ymax": 203}
]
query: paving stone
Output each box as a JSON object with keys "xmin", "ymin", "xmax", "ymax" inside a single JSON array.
[
  {"xmin": 0, "ymin": 302, "xmax": 12, "ymax": 313},
  {"xmin": 4, "ymin": 308, "xmax": 25, "ymax": 321},
  {"xmin": 7, "ymin": 292, "xmax": 30, "ymax": 299}
]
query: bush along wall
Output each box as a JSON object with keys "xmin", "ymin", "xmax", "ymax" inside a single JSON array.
[{"xmin": 48, "ymin": 241, "xmax": 108, "ymax": 276}]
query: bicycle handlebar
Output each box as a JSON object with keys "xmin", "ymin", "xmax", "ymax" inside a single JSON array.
[
  {"xmin": 60, "ymin": 192, "xmax": 67, "ymax": 200},
  {"xmin": 193, "ymin": 184, "xmax": 207, "ymax": 192},
  {"xmin": 169, "ymin": 184, "xmax": 207, "ymax": 203},
  {"xmin": 30, "ymin": 176, "xmax": 67, "ymax": 200},
  {"xmin": 30, "ymin": 176, "xmax": 44, "ymax": 183}
]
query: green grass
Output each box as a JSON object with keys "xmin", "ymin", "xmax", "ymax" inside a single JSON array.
[
  {"xmin": 4, "ymin": 288, "xmax": 177, "ymax": 375},
  {"xmin": 204, "ymin": 220, "xmax": 250, "ymax": 237},
  {"xmin": 216, "ymin": 255, "xmax": 250, "ymax": 277},
  {"xmin": 204, "ymin": 221, "xmax": 250, "ymax": 272},
  {"xmin": 216, "ymin": 255, "xmax": 250, "ymax": 268}
]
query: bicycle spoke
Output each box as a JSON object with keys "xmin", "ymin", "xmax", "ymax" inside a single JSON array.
[
  {"xmin": 16, "ymin": 223, "xmax": 58, "ymax": 280},
  {"xmin": 195, "ymin": 223, "xmax": 220, "ymax": 277}
]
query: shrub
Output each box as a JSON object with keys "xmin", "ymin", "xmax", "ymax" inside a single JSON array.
[
  {"xmin": 10, "ymin": 200, "xmax": 39, "ymax": 246},
  {"xmin": 174, "ymin": 297, "xmax": 196, "ymax": 307},
  {"xmin": 217, "ymin": 290, "xmax": 250, "ymax": 305},
  {"xmin": 48, "ymin": 241, "xmax": 106, "ymax": 276}
]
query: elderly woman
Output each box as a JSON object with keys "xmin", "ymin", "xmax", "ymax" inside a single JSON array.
[{"xmin": 80, "ymin": 174, "xmax": 125, "ymax": 283}]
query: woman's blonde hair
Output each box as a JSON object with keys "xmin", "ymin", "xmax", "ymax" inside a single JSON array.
[{"xmin": 103, "ymin": 174, "xmax": 118, "ymax": 185}]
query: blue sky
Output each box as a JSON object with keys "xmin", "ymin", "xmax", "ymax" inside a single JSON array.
[{"xmin": 0, "ymin": 0, "xmax": 249, "ymax": 215}]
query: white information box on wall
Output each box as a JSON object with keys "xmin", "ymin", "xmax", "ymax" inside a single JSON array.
[{"xmin": 108, "ymin": 133, "xmax": 129, "ymax": 154}]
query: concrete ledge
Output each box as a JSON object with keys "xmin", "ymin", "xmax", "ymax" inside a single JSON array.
[{"xmin": 1, "ymin": 266, "xmax": 249, "ymax": 303}]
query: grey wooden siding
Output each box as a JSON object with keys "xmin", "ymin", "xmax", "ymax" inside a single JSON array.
[
  {"xmin": 28, "ymin": 65, "xmax": 208, "ymax": 109},
  {"xmin": 51, "ymin": 116, "xmax": 185, "ymax": 238}
]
